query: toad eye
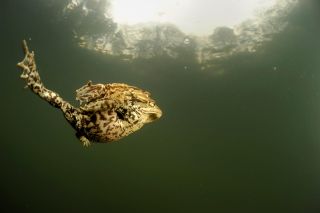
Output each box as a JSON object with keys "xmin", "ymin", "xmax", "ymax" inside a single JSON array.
[{"xmin": 116, "ymin": 107, "xmax": 127, "ymax": 120}]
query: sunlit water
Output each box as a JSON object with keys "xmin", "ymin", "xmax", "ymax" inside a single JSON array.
[
  {"xmin": 1, "ymin": 0, "xmax": 320, "ymax": 212},
  {"xmin": 65, "ymin": 0, "xmax": 298, "ymax": 65},
  {"xmin": 110, "ymin": 0, "xmax": 278, "ymax": 35}
]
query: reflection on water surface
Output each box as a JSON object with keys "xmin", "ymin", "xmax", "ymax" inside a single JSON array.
[{"xmin": 64, "ymin": 0, "xmax": 298, "ymax": 65}]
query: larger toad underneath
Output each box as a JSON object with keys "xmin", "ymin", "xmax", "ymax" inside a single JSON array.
[{"xmin": 17, "ymin": 40, "xmax": 162, "ymax": 146}]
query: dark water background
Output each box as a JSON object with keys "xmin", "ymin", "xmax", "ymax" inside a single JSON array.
[{"xmin": 1, "ymin": 0, "xmax": 320, "ymax": 212}]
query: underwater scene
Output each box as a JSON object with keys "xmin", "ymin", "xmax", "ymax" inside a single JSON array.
[{"xmin": 1, "ymin": 0, "xmax": 320, "ymax": 212}]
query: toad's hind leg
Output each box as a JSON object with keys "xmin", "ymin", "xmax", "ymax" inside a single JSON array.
[{"xmin": 17, "ymin": 40, "xmax": 87, "ymax": 145}]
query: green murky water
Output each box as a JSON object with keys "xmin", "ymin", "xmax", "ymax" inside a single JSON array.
[{"xmin": 1, "ymin": 0, "xmax": 320, "ymax": 212}]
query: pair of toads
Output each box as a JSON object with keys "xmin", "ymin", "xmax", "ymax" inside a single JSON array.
[{"xmin": 17, "ymin": 40, "xmax": 162, "ymax": 146}]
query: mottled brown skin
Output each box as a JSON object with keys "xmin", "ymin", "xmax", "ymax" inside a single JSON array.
[{"xmin": 17, "ymin": 40, "xmax": 162, "ymax": 146}]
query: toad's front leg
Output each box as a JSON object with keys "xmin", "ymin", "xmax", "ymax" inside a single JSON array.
[{"xmin": 76, "ymin": 132, "xmax": 92, "ymax": 147}]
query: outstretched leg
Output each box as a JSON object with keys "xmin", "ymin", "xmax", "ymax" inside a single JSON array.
[{"xmin": 17, "ymin": 40, "xmax": 90, "ymax": 146}]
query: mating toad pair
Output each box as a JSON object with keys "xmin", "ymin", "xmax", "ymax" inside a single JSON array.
[{"xmin": 17, "ymin": 40, "xmax": 162, "ymax": 146}]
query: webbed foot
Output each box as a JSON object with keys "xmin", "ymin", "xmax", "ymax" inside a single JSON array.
[{"xmin": 17, "ymin": 40, "xmax": 42, "ymax": 88}]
